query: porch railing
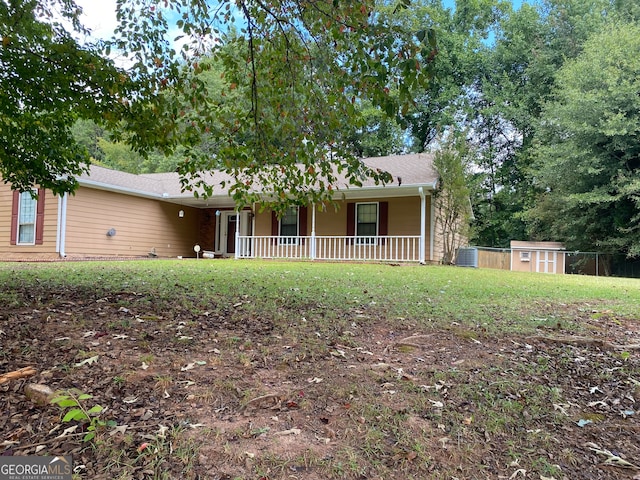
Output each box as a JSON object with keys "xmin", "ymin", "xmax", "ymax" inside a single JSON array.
[{"xmin": 237, "ymin": 235, "xmax": 422, "ymax": 262}]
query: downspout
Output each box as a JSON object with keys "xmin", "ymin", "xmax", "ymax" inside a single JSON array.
[
  {"xmin": 58, "ymin": 193, "xmax": 68, "ymax": 258},
  {"xmin": 418, "ymin": 187, "xmax": 426, "ymax": 264}
]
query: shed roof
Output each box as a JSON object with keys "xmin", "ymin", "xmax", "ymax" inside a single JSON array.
[{"xmin": 510, "ymin": 241, "xmax": 566, "ymax": 251}]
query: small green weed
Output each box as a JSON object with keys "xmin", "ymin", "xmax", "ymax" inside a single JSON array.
[{"xmin": 50, "ymin": 389, "xmax": 115, "ymax": 442}]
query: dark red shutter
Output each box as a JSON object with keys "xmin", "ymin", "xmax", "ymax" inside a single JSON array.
[
  {"xmin": 299, "ymin": 206, "xmax": 308, "ymax": 245},
  {"xmin": 271, "ymin": 210, "xmax": 278, "ymax": 245},
  {"xmin": 35, "ymin": 188, "xmax": 45, "ymax": 245},
  {"xmin": 346, "ymin": 202, "xmax": 355, "ymax": 245},
  {"xmin": 379, "ymin": 201, "xmax": 388, "ymax": 236},
  {"xmin": 10, "ymin": 190, "xmax": 19, "ymax": 245},
  {"xmin": 378, "ymin": 201, "xmax": 388, "ymax": 245}
]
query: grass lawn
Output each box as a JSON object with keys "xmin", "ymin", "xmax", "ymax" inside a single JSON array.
[{"xmin": 1, "ymin": 260, "xmax": 638, "ymax": 479}]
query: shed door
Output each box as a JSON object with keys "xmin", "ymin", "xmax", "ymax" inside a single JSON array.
[{"xmin": 536, "ymin": 251, "xmax": 556, "ymax": 274}]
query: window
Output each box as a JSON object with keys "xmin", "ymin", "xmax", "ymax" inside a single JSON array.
[
  {"xmin": 279, "ymin": 207, "xmax": 298, "ymax": 244},
  {"xmin": 346, "ymin": 201, "xmax": 387, "ymax": 245},
  {"xmin": 356, "ymin": 203, "xmax": 378, "ymax": 244},
  {"xmin": 519, "ymin": 251, "xmax": 530, "ymax": 262},
  {"xmin": 10, "ymin": 188, "xmax": 45, "ymax": 246},
  {"xmin": 17, "ymin": 191, "xmax": 38, "ymax": 245}
]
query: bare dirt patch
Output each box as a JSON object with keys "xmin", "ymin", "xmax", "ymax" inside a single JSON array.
[{"xmin": 1, "ymin": 288, "xmax": 639, "ymax": 479}]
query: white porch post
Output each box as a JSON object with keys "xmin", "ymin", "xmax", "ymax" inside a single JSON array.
[
  {"xmin": 419, "ymin": 187, "xmax": 426, "ymax": 264},
  {"xmin": 234, "ymin": 210, "xmax": 240, "ymax": 259},
  {"xmin": 430, "ymin": 191, "xmax": 435, "ymax": 262},
  {"xmin": 310, "ymin": 203, "xmax": 317, "ymax": 260}
]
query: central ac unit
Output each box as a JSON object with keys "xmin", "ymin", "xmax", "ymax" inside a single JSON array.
[{"xmin": 457, "ymin": 247, "xmax": 478, "ymax": 268}]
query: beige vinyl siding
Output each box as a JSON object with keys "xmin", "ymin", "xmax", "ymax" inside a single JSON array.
[
  {"xmin": 0, "ymin": 183, "xmax": 60, "ymax": 260},
  {"xmin": 64, "ymin": 187, "xmax": 200, "ymax": 258}
]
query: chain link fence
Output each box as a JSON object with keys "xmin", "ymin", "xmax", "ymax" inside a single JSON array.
[
  {"xmin": 458, "ymin": 247, "xmax": 640, "ymax": 278},
  {"xmin": 565, "ymin": 252, "xmax": 640, "ymax": 278}
]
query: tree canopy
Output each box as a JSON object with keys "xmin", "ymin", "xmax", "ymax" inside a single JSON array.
[
  {"xmin": 527, "ymin": 22, "xmax": 640, "ymax": 256},
  {"xmin": 0, "ymin": 0, "xmax": 128, "ymax": 194},
  {"xmin": 1, "ymin": 0, "xmax": 436, "ymax": 214},
  {"xmin": 3, "ymin": 0, "xmax": 640, "ymax": 256}
]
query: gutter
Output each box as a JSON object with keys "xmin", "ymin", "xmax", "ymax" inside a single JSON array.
[
  {"xmin": 76, "ymin": 178, "xmax": 221, "ymax": 207},
  {"xmin": 77, "ymin": 178, "xmax": 170, "ymax": 201}
]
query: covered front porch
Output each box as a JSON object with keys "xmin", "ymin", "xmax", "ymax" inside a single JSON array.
[{"xmin": 208, "ymin": 187, "xmax": 434, "ymax": 263}]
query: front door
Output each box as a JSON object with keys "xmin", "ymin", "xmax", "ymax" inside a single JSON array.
[{"xmin": 226, "ymin": 215, "xmax": 237, "ymax": 254}]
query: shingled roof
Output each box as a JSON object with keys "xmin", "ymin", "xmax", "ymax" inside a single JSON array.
[{"xmin": 78, "ymin": 153, "xmax": 438, "ymax": 206}]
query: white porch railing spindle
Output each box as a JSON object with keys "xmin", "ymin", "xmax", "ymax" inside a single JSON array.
[{"xmin": 235, "ymin": 235, "xmax": 421, "ymax": 262}]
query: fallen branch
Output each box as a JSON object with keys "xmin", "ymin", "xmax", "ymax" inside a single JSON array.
[
  {"xmin": 586, "ymin": 442, "xmax": 640, "ymax": 470},
  {"xmin": 529, "ymin": 335, "xmax": 640, "ymax": 351},
  {"xmin": 529, "ymin": 335, "xmax": 609, "ymax": 349},
  {"xmin": 240, "ymin": 393, "xmax": 282, "ymax": 411},
  {"xmin": 9, "ymin": 432, "xmax": 86, "ymax": 451},
  {"xmin": 0, "ymin": 366, "xmax": 37, "ymax": 385},
  {"xmin": 387, "ymin": 334, "xmax": 434, "ymax": 352}
]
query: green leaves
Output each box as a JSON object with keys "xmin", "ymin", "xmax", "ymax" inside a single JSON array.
[
  {"xmin": 108, "ymin": 0, "xmax": 435, "ymax": 209},
  {"xmin": 0, "ymin": 0, "xmax": 128, "ymax": 194},
  {"xmin": 528, "ymin": 22, "xmax": 640, "ymax": 256},
  {"xmin": 4, "ymin": 0, "xmax": 434, "ymax": 205},
  {"xmin": 51, "ymin": 389, "xmax": 110, "ymax": 443}
]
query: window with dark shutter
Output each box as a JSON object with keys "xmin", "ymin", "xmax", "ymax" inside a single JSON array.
[
  {"xmin": 10, "ymin": 188, "xmax": 46, "ymax": 246},
  {"xmin": 355, "ymin": 202, "xmax": 378, "ymax": 245},
  {"xmin": 279, "ymin": 207, "xmax": 298, "ymax": 245}
]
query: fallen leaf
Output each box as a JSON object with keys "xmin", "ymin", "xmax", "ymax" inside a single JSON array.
[
  {"xmin": 109, "ymin": 425, "xmax": 129, "ymax": 436},
  {"xmin": 55, "ymin": 425, "xmax": 78, "ymax": 439},
  {"xmin": 74, "ymin": 355, "xmax": 99, "ymax": 367},
  {"xmin": 509, "ymin": 469, "xmax": 527, "ymax": 479}
]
